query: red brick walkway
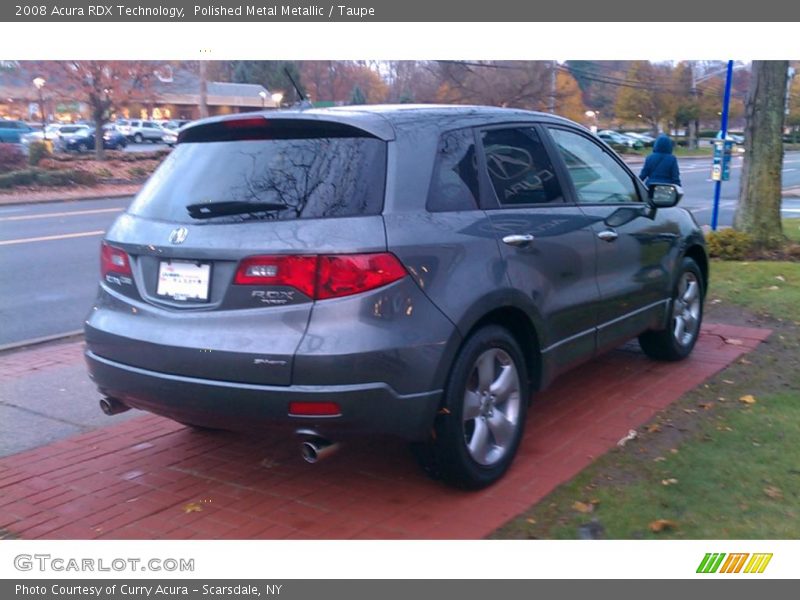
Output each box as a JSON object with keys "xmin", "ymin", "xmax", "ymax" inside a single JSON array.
[{"xmin": 0, "ymin": 323, "xmax": 770, "ymax": 540}]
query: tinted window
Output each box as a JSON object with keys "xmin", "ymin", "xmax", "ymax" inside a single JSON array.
[
  {"xmin": 143, "ymin": 121, "xmax": 155, "ymax": 128},
  {"xmin": 548, "ymin": 128, "xmax": 640, "ymax": 204},
  {"xmin": 129, "ymin": 137, "xmax": 387, "ymax": 224},
  {"xmin": 481, "ymin": 127, "xmax": 564, "ymax": 206},
  {"xmin": 427, "ymin": 129, "xmax": 479, "ymax": 212}
]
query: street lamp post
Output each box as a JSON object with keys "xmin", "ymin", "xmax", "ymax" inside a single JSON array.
[
  {"xmin": 271, "ymin": 92, "xmax": 283, "ymax": 108},
  {"xmin": 258, "ymin": 91, "xmax": 267, "ymax": 109},
  {"xmin": 32, "ymin": 77, "xmax": 46, "ymax": 134}
]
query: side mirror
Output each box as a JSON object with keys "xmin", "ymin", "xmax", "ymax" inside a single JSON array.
[{"xmin": 648, "ymin": 184, "xmax": 683, "ymax": 208}]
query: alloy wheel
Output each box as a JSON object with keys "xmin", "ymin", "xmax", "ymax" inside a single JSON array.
[{"xmin": 672, "ymin": 271, "xmax": 701, "ymax": 346}]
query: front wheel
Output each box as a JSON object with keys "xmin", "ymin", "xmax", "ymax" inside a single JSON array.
[
  {"xmin": 426, "ymin": 325, "xmax": 529, "ymax": 489},
  {"xmin": 639, "ymin": 257, "xmax": 704, "ymax": 361}
]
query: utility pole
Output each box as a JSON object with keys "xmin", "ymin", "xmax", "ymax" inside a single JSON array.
[
  {"xmin": 548, "ymin": 60, "xmax": 557, "ymax": 114},
  {"xmin": 689, "ymin": 61, "xmax": 699, "ymax": 150},
  {"xmin": 199, "ymin": 60, "xmax": 208, "ymax": 119}
]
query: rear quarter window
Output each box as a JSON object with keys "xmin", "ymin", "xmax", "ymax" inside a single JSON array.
[{"xmin": 426, "ymin": 128, "xmax": 479, "ymax": 212}]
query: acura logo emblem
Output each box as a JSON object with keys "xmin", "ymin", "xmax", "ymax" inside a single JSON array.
[{"xmin": 169, "ymin": 227, "xmax": 188, "ymax": 244}]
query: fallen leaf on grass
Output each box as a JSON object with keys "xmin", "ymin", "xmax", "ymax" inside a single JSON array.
[
  {"xmin": 669, "ymin": 449, "xmax": 679, "ymax": 454},
  {"xmin": 525, "ymin": 517, "xmax": 537, "ymax": 525},
  {"xmin": 661, "ymin": 478, "xmax": 679, "ymax": 486},
  {"xmin": 646, "ymin": 424, "xmax": 662, "ymax": 433},
  {"xmin": 710, "ymin": 298, "xmax": 722, "ymax": 305},
  {"xmin": 653, "ymin": 456, "xmax": 667, "ymax": 462},
  {"xmin": 182, "ymin": 502, "xmax": 203, "ymax": 514},
  {"xmin": 775, "ymin": 275, "xmax": 786, "ymax": 282},
  {"xmin": 649, "ymin": 519, "xmax": 678, "ymax": 533},
  {"xmin": 616, "ymin": 429, "xmax": 638, "ymax": 447},
  {"xmin": 683, "ymin": 408, "xmax": 697, "ymax": 414},
  {"xmin": 739, "ymin": 358, "xmax": 752, "ymax": 365},
  {"xmin": 763, "ymin": 486, "xmax": 783, "ymax": 500},
  {"xmin": 767, "ymin": 286, "xmax": 780, "ymax": 291},
  {"xmin": 572, "ymin": 501, "xmax": 594, "ymax": 514},
  {"xmin": 699, "ymin": 402, "xmax": 715, "ymax": 410},
  {"xmin": 739, "ymin": 394, "xmax": 757, "ymax": 405}
]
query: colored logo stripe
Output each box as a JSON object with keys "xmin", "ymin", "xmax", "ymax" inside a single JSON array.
[{"xmin": 697, "ymin": 553, "xmax": 772, "ymax": 574}]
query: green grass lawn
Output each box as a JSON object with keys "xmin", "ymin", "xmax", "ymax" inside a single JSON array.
[{"xmin": 494, "ymin": 233, "xmax": 800, "ymax": 539}]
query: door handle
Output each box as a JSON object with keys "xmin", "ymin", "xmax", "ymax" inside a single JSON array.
[
  {"xmin": 502, "ymin": 234, "xmax": 535, "ymax": 247},
  {"xmin": 597, "ymin": 229, "xmax": 619, "ymax": 242}
]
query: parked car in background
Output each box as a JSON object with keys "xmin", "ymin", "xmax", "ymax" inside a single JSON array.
[
  {"xmin": 623, "ymin": 132, "xmax": 656, "ymax": 146},
  {"xmin": 54, "ymin": 124, "xmax": 92, "ymax": 151},
  {"xmin": 597, "ymin": 129, "xmax": 644, "ymax": 149},
  {"xmin": 85, "ymin": 106, "xmax": 707, "ymax": 488},
  {"xmin": 21, "ymin": 123, "xmax": 63, "ymax": 148},
  {"xmin": 63, "ymin": 126, "xmax": 128, "ymax": 152},
  {"xmin": 161, "ymin": 119, "xmax": 191, "ymax": 146},
  {"xmin": 119, "ymin": 119, "xmax": 166, "ymax": 144},
  {"xmin": 0, "ymin": 119, "xmax": 34, "ymax": 143}
]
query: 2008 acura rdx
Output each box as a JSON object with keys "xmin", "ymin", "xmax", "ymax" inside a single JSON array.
[{"xmin": 85, "ymin": 105, "xmax": 707, "ymax": 488}]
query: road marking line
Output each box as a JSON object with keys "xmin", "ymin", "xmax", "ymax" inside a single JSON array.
[
  {"xmin": 783, "ymin": 168, "xmax": 797, "ymax": 172},
  {"xmin": 0, "ymin": 230, "xmax": 105, "ymax": 246},
  {"xmin": 0, "ymin": 207, "xmax": 124, "ymax": 222},
  {"xmin": 782, "ymin": 208, "xmax": 800, "ymax": 213}
]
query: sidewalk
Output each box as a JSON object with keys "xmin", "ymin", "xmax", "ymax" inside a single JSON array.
[{"xmin": 0, "ymin": 323, "xmax": 771, "ymax": 539}]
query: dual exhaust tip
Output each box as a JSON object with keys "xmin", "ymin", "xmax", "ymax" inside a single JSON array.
[{"xmin": 99, "ymin": 401, "xmax": 338, "ymax": 464}]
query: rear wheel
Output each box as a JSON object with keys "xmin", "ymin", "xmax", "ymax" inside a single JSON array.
[
  {"xmin": 639, "ymin": 257, "xmax": 704, "ymax": 361},
  {"xmin": 423, "ymin": 325, "xmax": 529, "ymax": 489},
  {"xmin": 133, "ymin": 133, "xmax": 143, "ymax": 144}
]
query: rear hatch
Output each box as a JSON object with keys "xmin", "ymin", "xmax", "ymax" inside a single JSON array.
[{"xmin": 88, "ymin": 115, "xmax": 390, "ymax": 386}]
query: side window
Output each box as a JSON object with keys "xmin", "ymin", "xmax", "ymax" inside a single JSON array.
[
  {"xmin": 481, "ymin": 127, "xmax": 564, "ymax": 206},
  {"xmin": 143, "ymin": 121, "xmax": 155, "ymax": 128},
  {"xmin": 427, "ymin": 128, "xmax": 480, "ymax": 212},
  {"xmin": 548, "ymin": 128, "xmax": 640, "ymax": 204}
]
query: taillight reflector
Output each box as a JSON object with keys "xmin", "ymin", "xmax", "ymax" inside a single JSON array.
[
  {"xmin": 234, "ymin": 253, "xmax": 406, "ymax": 300},
  {"xmin": 288, "ymin": 401, "xmax": 342, "ymax": 417},
  {"xmin": 100, "ymin": 241, "xmax": 132, "ymax": 277}
]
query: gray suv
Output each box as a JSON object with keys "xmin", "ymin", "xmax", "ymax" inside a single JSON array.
[{"xmin": 85, "ymin": 106, "xmax": 707, "ymax": 488}]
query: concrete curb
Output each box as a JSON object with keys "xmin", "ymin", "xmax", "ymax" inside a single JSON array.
[
  {"xmin": 0, "ymin": 188, "xmax": 139, "ymax": 207},
  {"xmin": 0, "ymin": 330, "xmax": 83, "ymax": 355}
]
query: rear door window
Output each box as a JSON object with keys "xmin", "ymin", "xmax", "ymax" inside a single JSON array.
[
  {"xmin": 129, "ymin": 133, "xmax": 387, "ymax": 224},
  {"xmin": 480, "ymin": 127, "xmax": 565, "ymax": 206}
]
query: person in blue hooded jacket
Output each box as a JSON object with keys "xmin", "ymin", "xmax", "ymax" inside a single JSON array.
[{"xmin": 639, "ymin": 134, "xmax": 681, "ymax": 186}]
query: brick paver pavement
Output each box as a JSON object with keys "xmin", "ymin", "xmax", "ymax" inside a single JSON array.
[{"xmin": 0, "ymin": 323, "xmax": 770, "ymax": 539}]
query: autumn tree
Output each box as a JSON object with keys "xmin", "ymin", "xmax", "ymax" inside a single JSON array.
[
  {"xmin": 614, "ymin": 61, "xmax": 674, "ymax": 134},
  {"xmin": 434, "ymin": 61, "xmax": 551, "ymax": 109},
  {"xmin": 37, "ymin": 61, "xmax": 160, "ymax": 159},
  {"xmin": 734, "ymin": 61, "xmax": 790, "ymax": 249},
  {"xmin": 299, "ymin": 61, "xmax": 388, "ymax": 104},
  {"xmin": 383, "ymin": 61, "xmax": 440, "ymax": 103},
  {"xmin": 554, "ymin": 70, "xmax": 587, "ymax": 122}
]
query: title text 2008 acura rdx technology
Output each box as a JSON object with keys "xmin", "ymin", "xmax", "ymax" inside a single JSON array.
[{"xmin": 85, "ymin": 105, "xmax": 707, "ymax": 488}]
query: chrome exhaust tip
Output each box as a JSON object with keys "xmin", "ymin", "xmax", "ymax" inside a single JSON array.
[
  {"xmin": 296, "ymin": 429, "xmax": 339, "ymax": 464},
  {"xmin": 99, "ymin": 397, "xmax": 130, "ymax": 416}
]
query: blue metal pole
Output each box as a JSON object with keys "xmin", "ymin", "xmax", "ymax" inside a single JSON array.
[{"xmin": 711, "ymin": 60, "xmax": 735, "ymax": 231}]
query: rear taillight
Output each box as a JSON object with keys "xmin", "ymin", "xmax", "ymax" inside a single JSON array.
[
  {"xmin": 234, "ymin": 255, "xmax": 318, "ymax": 297},
  {"xmin": 100, "ymin": 241, "xmax": 132, "ymax": 277},
  {"xmin": 288, "ymin": 401, "xmax": 342, "ymax": 417},
  {"xmin": 234, "ymin": 253, "xmax": 406, "ymax": 300}
]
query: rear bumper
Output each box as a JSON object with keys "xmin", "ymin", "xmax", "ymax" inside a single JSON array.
[{"xmin": 86, "ymin": 350, "xmax": 442, "ymax": 441}]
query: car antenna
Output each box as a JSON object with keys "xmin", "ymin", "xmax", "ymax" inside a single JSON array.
[{"xmin": 284, "ymin": 68, "xmax": 313, "ymax": 110}]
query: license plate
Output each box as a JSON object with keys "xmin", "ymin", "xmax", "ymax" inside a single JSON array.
[{"xmin": 157, "ymin": 260, "xmax": 211, "ymax": 302}]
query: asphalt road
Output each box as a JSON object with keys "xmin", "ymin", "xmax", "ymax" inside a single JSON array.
[{"xmin": 1, "ymin": 151, "xmax": 799, "ymax": 347}]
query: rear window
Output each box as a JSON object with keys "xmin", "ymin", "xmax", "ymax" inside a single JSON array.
[{"xmin": 128, "ymin": 136, "xmax": 387, "ymax": 223}]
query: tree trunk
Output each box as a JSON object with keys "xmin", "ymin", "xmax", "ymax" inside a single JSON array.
[
  {"xmin": 734, "ymin": 61, "xmax": 789, "ymax": 249},
  {"xmin": 199, "ymin": 61, "xmax": 208, "ymax": 119}
]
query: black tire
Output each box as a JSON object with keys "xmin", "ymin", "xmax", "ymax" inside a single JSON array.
[
  {"xmin": 423, "ymin": 325, "xmax": 530, "ymax": 489},
  {"xmin": 639, "ymin": 257, "xmax": 704, "ymax": 361},
  {"xmin": 133, "ymin": 133, "xmax": 143, "ymax": 144},
  {"xmin": 77, "ymin": 142, "xmax": 89, "ymax": 153}
]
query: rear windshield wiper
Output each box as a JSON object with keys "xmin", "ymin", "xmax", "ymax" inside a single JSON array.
[{"xmin": 186, "ymin": 201, "xmax": 287, "ymax": 219}]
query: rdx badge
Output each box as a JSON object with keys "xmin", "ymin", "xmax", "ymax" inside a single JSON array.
[{"xmin": 251, "ymin": 290, "xmax": 296, "ymax": 305}]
